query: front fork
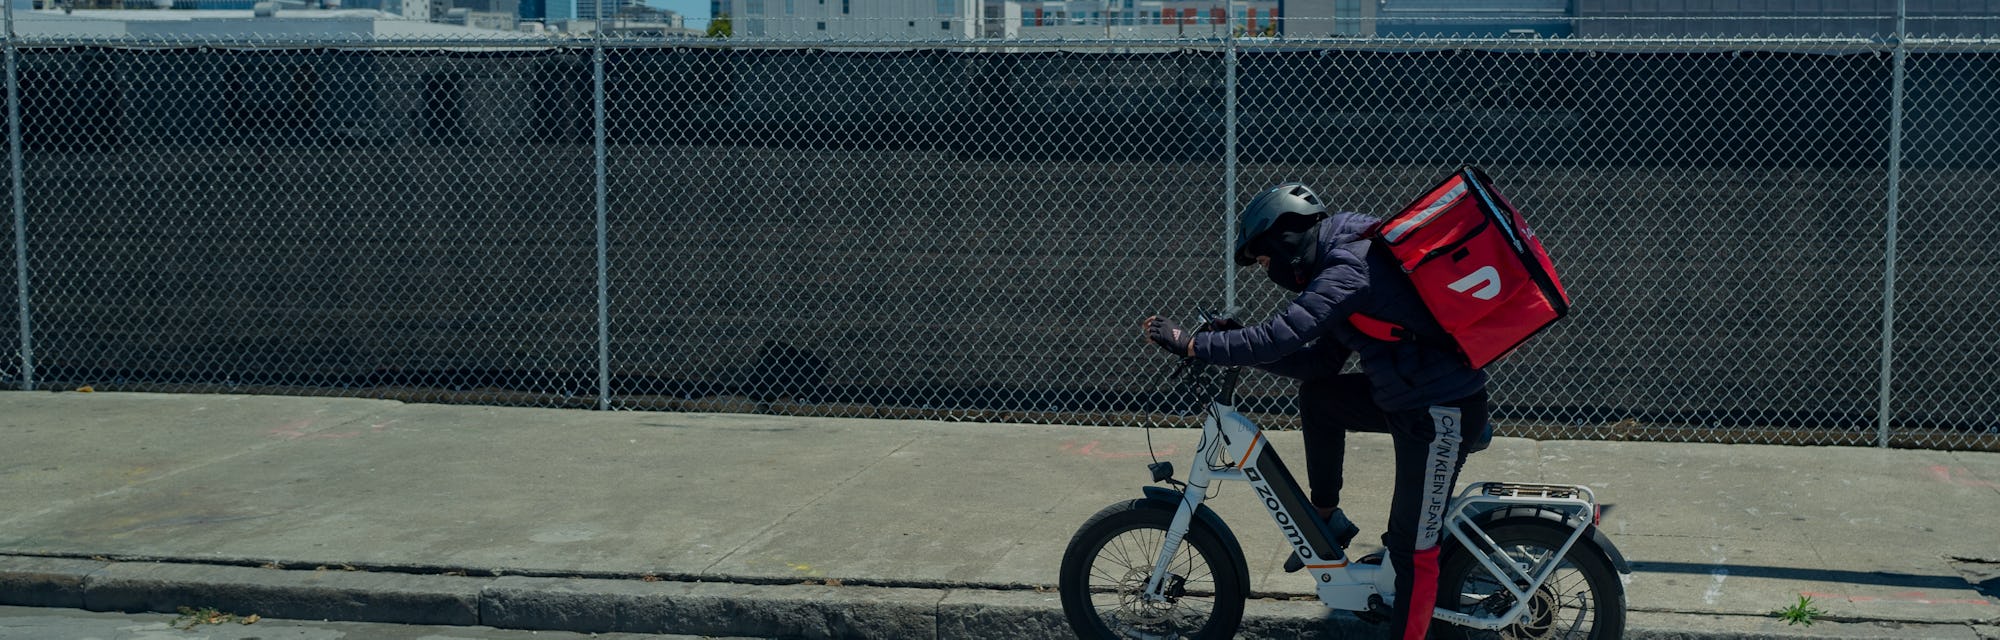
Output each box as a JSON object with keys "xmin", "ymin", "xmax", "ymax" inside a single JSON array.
[
  {"xmin": 1140, "ymin": 406, "xmax": 1239, "ymax": 602},
  {"xmin": 1140, "ymin": 495, "xmax": 1202, "ymax": 602}
]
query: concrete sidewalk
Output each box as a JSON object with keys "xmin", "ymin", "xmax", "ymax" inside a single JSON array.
[{"xmin": 0, "ymin": 391, "xmax": 1994, "ymax": 638}]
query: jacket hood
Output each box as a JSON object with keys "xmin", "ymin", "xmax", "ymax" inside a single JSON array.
[
  {"xmin": 1313, "ymin": 212, "xmax": 1381, "ymax": 266},
  {"xmin": 1323, "ymin": 212, "xmax": 1380, "ymax": 244}
]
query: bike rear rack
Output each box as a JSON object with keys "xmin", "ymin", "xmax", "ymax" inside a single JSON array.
[
  {"xmin": 1430, "ymin": 481, "xmax": 1599, "ymax": 631},
  {"xmin": 1478, "ymin": 481, "xmax": 1594, "ymax": 502}
]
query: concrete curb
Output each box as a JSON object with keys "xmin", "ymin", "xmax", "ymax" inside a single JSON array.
[
  {"xmin": 89, "ymin": 561, "xmax": 485, "ymax": 626},
  {"xmin": 0, "ymin": 557, "xmax": 98, "ymax": 609},
  {"xmin": 481, "ymin": 576, "xmax": 939, "ymax": 637},
  {"xmin": 0, "ymin": 557, "xmax": 1987, "ymax": 639}
]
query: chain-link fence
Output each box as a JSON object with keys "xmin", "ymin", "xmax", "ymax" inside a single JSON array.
[
  {"xmin": 1, "ymin": 23, "xmax": 1995, "ymax": 450},
  {"xmin": 1227, "ymin": 43, "xmax": 1901, "ymax": 449}
]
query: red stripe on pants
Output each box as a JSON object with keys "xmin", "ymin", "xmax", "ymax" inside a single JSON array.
[{"xmin": 1402, "ymin": 546, "xmax": 1441, "ymax": 640}]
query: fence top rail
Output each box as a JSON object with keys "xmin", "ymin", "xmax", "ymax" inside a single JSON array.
[{"xmin": 10, "ymin": 33, "xmax": 2000, "ymax": 52}]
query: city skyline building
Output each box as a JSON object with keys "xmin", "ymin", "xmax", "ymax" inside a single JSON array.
[
  {"xmin": 718, "ymin": 0, "xmax": 1998, "ymax": 39},
  {"xmin": 719, "ymin": 0, "xmax": 1310, "ymax": 39}
]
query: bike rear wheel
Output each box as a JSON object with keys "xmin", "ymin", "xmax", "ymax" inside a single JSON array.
[
  {"xmin": 1433, "ymin": 521, "xmax": 1626, "ymax": 640},
  {"xmin": 1058, "ymin": 499, "xmax": 1247, "ymax": 640}
]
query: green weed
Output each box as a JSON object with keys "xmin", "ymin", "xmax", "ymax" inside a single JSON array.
[{"xmin": 1771, "ymin": 594, "xmax": 1825, "ymax": 626}]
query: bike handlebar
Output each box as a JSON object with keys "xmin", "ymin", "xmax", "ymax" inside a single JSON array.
[{"xmin": 1177, "ymin": 310, "xmax": 1244, "ymax": 407}]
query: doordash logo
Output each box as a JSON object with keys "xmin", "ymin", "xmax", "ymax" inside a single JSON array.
[{"xmin": 1450, "ymin": 266, "xmax": 1502, "ymax": 301}]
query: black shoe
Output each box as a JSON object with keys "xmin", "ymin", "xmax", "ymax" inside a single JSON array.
[{"xmin": 1282, "ymin": 508, "xmax": 1362, "ymax": 573}]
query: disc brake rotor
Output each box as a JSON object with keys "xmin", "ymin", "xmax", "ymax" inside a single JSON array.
[
  {"xmin": 1114, "ymin": 567, "xmax": 1184, "ymax": 622},
  {"xmin": 1477, "ymin": 584, "xmax": 1561, "ymax": 639}
]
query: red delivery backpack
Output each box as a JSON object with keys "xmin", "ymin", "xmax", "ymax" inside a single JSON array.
[{"xmin": 1355, "ymin": 166, "xmax": 1571, "ymax": 369}]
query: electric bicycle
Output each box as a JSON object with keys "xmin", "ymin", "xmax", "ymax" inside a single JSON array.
[{"xmin": 1057, "ymin": 314, "xmax": 1631, "ymax": 639}]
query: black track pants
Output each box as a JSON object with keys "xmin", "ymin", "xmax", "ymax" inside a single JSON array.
[{"xmin": 1297, "ymin": 373, "xmax": 1490, "ymax": 640}]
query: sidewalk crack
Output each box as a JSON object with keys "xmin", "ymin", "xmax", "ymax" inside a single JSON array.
[
  {"xmin": 699, "ymin": 434, "xmax": 924, "ymax": 575},
  {"xmin": 1630, "ymin": 605, "xmax": 1971, "ymax": 626},
  {"xmin": 1947, "ymin": 452, "xmax": 2000, "ymax": 501}
]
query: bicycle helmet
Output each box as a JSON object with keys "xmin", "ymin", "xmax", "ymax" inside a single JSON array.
[{"xmin": 1233, "ymin": 182, "xmax": 1328, "ymax": 266}]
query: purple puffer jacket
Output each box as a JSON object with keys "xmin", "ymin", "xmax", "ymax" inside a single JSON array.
[{"xmin": 1191, "ymin": 213, "xmax": 1488, "ymax": 412}]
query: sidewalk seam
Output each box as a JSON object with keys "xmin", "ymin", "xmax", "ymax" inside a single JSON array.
[
  {"xmin": 75, "ymin": 558, "xmax": 114, "ymax": 612},
  {"xmin": 929, "ymin": 589, "xmax": 947, "ymax": 640},
  {"xmin": 1631, "ymin": 605, "xmax": 1988, "ymax": 627},
  {"xmin": 0, "ymin": 551, "xmax": 1050, "ymax": 593}
]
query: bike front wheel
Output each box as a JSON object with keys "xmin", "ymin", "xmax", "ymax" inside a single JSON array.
[
  {"xmin": 1057, "ymin": 499, "xmax": 1247, "ymax": 640},
  {"xmin": 1433, "ymin": 521, "xmax": 1627, "ymax": 640}
]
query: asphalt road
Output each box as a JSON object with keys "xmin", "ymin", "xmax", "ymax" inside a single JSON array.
[{"xmin": 0, "ymin": 605, "xmax": 754, "ymax": 640}]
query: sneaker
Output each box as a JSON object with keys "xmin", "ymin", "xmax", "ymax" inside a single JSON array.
[{"xmin": 1282, "ymin": 508, "xmax": 1361, "ymax": 573}]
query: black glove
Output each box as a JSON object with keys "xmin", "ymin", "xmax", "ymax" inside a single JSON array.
[{"xmin": 1142, "ymin": 316, "xmax": 1193, "ymax": 356}]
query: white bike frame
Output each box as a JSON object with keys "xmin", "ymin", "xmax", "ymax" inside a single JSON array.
[{"xmin": 1142, "ymin": 398, "xmax": 1600, "ymax": 631}]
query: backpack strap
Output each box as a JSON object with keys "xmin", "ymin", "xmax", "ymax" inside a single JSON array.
[
  {"xmin": 1347, "ymin": 312, "xmax": 1419, "ymax": 344},
  {"xmin": 1349, "ymin": 240, "xmax": 1474, "ymax": 366},
  {"xmin": 1342, "ymin": 239, "xmax": 1426, "ymax": 345},
  {"xmin": 1347, "ymin": 311, "xmax": 1475, "ymax": 369}
]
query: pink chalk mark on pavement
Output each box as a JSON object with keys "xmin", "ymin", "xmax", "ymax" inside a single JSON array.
[
  {"xmin": 1062, "ymin": 440, "xmax": 1178, "ymax": 460},
  {"xmin": 266, "ymin": 419, "xmax": 317, "ymax": 439},
  {"xmin": 1926, "ymin": 465, "xmax": 2000, "ymax": 490},
  {"xmin": 268, "ymin": 419, "xmax": 398, "ymax": 441}
]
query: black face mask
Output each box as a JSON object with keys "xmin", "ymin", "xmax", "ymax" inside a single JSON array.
[
  {"xmin": 1257, "ymin": 227, "xmax": 1319, "ymax": 293},
  {"xmin": 1266, "ymin": 255, "xmax": 1310, "ymax": 292}
]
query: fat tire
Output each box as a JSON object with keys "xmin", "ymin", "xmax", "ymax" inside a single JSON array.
[
  {"xmin": 1058, "ymin": 499, "xmax": 1247, "ymax": 640},
  {"xmin": 1433, "ymin": 521, "xmax": 1627, "ymax": 640}
]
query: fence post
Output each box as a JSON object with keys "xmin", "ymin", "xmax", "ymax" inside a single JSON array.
[
  {"xmin": 1221, "ymin": 15, "xmax": 1238, "ymax": 314},
  {"xmin": 1878, "ymin": 0, "xmax": 1907, "ymax": 448},
  {"xmin": 593, "ymin": 42, "xmax": 612, "ymax": 411},
  {"xmin": 6, "ymin": 17, "xmax": 32, "ymax": 393}
]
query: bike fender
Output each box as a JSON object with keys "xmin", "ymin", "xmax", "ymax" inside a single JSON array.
[
  {"xmin": 1586, "ymin": 526, "xmax": 1631, "ymax": 575},
  {"xmin": 1470, "ymin": 506, "xmax": 1632, "ymax": 575},
  {"xmin": 1140, "ymin": 486, "xmax": 1252, "ymax": 582}
]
